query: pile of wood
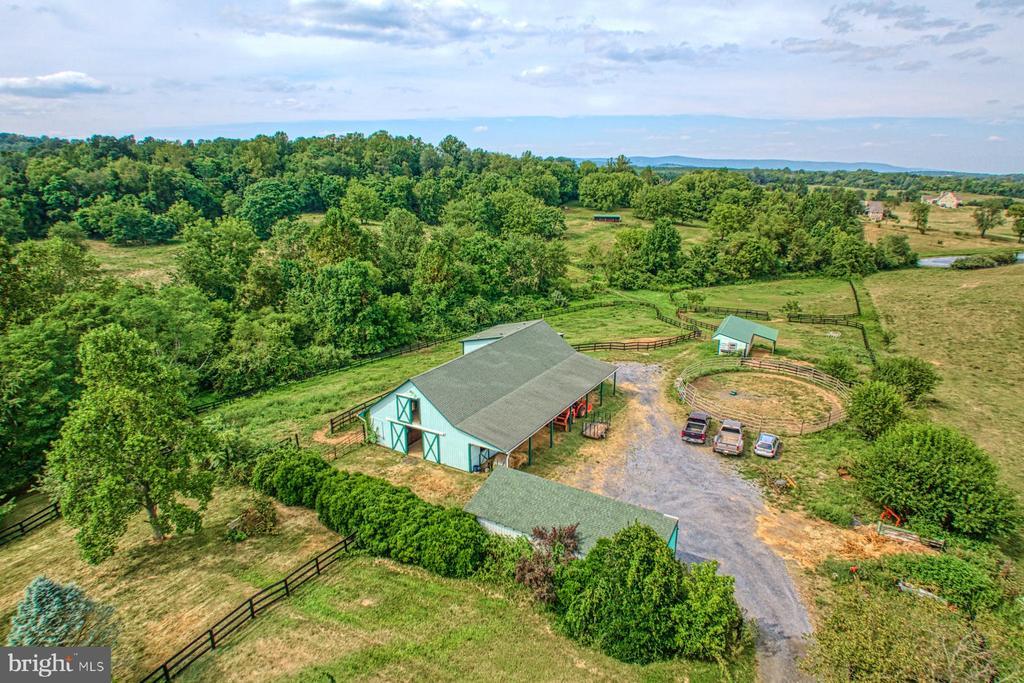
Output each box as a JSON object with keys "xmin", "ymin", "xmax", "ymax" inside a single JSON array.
[{"xmin": 582, "ymin": 422, "xmax": 608, "ymax": 439}]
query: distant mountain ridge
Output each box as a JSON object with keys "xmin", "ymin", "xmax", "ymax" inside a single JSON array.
[{"xmin": 576, "ymin": 154, "xmax": 953, "ymax": 174}]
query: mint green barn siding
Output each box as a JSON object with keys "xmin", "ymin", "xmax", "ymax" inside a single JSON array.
[
  {"xmin": 461, "ymin": 338, "xmax": 498, "ymax": 354},
  {"xmin": 367, "ymin": 380, "xmax": 502, "ymax": 472}
]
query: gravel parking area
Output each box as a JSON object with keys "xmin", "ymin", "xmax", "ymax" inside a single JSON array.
[{"xmin": 588, "ymin": 362, "xmax": 813, "ymax": 681}]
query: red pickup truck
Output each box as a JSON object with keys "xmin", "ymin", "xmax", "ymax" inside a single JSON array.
[{"xmin": 681, "ymin": 412, "xmax": 710, "ymax": 444}]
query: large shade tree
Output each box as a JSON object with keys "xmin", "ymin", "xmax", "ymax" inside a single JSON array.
[{"xmin": 45, "ymin": 324, "xmax": 215, "ymax": 563}]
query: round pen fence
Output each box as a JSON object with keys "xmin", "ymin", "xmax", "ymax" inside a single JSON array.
[{"xmin": 675, "ymin": 357, "xmax": 851, "ymax": 436}]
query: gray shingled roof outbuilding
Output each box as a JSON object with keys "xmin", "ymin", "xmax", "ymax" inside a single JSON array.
[
  {"xmin": 465, "ymin": 467, "xmax": 679, "ymax": 554},
  {"xmin": 411, "ymin": 320, "xmax": 616, "ymax": 453}
]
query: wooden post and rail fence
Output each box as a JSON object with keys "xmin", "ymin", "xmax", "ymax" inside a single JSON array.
[
  {"xmin": 0, "ymin": 502, "xmax": 61, "ymax": 548},
  {"xmin": 139, "ymin": 533, "xmax": 357, "ymax": 682},
  {"xmin": 675, "ymin": 356, "xmax": 852, "ymax": 436}
]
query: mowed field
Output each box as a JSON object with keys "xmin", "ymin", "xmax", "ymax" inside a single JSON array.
[
  {"xmin": 863, "ymin": 196, "xmax": 1021, "ymax": 257},
  {"xmin": 0, "ymin": 487, "xmax": 339, "ymax": 681},
  {"xmin": 211, "ymin": 302, "xmax": 683, "ymax": 445},
  {"xmin": 0, "ymin": 488, "xmax": 752, "ymax": 683},
  {"xmin": 85, "ymin": 238, "xmax": 182, "ymax": 285},
  {"xmin": 561, "ymin": 205, "xmax": 708, "ymax": 281},
  {"xmin": 175, "ymin": 555, "xmax": 752, "ymax": 683},
  {"xmin": 865, "ymin": 264, "xmax": 1024, "ymax": 492}
]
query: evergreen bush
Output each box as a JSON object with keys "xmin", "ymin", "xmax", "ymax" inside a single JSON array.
[{"xmin": 7, "ymin": 577, "xmax": 119, "ymax": 647}]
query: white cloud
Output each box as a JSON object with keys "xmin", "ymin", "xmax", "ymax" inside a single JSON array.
[
  {"xmin": 987, "ymin": 134, "xmax": 1006, "ymax": 141},
  {"xmin": 0, "ymin": 71, "xmax": 110, "ymax": 98},
  {"xmin": 472, "ymin": 124, "xmax": 488, "ymax": 132},
  {"xmin": 228, "ymin": 0, "xmax": 543, "ymax": 48}
]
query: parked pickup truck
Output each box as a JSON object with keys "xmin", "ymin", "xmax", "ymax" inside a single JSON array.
[
  {"xmin": 712, "ymin": 419, "xmax": 744, "ymax": 456},
  {"xmin": 681, "ymin": 412, "xmax": 710, "ymax": 444}
]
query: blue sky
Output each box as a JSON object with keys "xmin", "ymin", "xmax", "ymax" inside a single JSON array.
[{"xmin": 1, "ymin": 1, "xmax": 1022, "ymax": 172}]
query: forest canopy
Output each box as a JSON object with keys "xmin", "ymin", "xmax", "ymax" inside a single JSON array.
[{"xmin": 0, "ymin": 131, "xmax": 921, "ymax": 496}]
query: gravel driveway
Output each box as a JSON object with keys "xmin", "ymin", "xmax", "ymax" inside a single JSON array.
[{"xmin": 589, "ymin": 362, "xmax": 812, "ymax": 681}]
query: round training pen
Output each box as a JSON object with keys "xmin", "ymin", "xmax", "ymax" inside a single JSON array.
[{"xmin": 675, "ymin": 357, "xmax": 851, "ymax": 436}]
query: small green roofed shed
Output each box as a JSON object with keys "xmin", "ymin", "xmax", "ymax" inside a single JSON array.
[
  {"xmin": 465, "ymin": 467, "xmax": 679, "ymax": 555},
  {"xmin": 712, "ymin": 315, "xmax": 779, "ymax": 356}
]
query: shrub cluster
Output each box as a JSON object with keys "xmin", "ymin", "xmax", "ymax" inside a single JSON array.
[
  {"xmin": 950, "ymin": 251, "xmax": 1020, "ymax": 270},
  {"xmin": 252, "ymin": 449, "xmax": 488, "ymax": 578},
  {"xmin": 554, "ymin": 525, "xmax": 743, "ymax": 664},
  {"xmin": 226, "ymin": 494, "xmax": 278, "ymax": 543},
  {"xmin": 870, "ymin": 356, "xmax": 940, "ymax": 403},
  {"xmin": 847, "ymin": 380, "xmax": 905, "ymax": 439},
  {"xmin": 859, "ymin": 422, "xmax": 1019, "ymax": 538}
]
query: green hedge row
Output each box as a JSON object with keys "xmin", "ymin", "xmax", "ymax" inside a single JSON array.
[{"xmin": 251, "ymin": 448, "xmax": 487, "ymax": 578}]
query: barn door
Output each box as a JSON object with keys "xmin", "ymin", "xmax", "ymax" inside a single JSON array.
[
  {"xmin": 396, "ymin": 396, "xmax": 415, "ymax": 423},
  {"xmin": 389, "ymin": 422, "xmax": 408, "ymax": 453},
  {"xmin": 423, "ymin": 432, "xmax": 440, "ymax": 463}
]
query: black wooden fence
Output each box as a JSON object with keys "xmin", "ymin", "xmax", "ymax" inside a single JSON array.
[
  {"xmin": 676, "ymin": 311, "xmax": 718, "ymax": 332},
  {"xmin": 677, "ymin": 303, "xmax": 771, "ymax": 320},
  {"xmin": 572, "ymin": 330, "xmax": 700, "ymax": 352},
  {"xmin": 193, "ymin": 301, "xmax": 628, "ymax": 414},
  {"xmin": 848, "ymin": 279, "xmax": 862, "ymax": 316},
  {"xmin": 139, "ymin": 533, "xmax": 357, "ymax": 682},
  {"xmin": 329, "ymin": 393, "xmax": 387, "ymax": 434},
  {"xmin": 0, "ymin": 502, "xmax": 60, "ymax": 548},
  {"xmin": 786, "ymin": 313, "xmax": 877, "ymax": 365}
]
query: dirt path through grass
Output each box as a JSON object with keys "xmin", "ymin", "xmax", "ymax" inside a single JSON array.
[{"xmin": 556, "ymin": 362, "xmax": 813, "ymax": 682}]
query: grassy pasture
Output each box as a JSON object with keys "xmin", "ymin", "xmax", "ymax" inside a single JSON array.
[
  {"xmin": 0, "ymin": 486, "xmax": 753, "ymax": 683},
  {"xmin": 865, "ymin": 265, "xmax": 1024, "ymax": 493},
  {"xmin": 176, "ymin": 555, "xmax": 753, "ymax": 683},
  {"xmin": 863, "ymin": 201, "xmax": 1020, "ymax": 257},
  {"xmin": 212, "ymin": 343, "xmax": 461, "ymax": 444},
  {"xmin": 0, "ymin": 487, "xmax": 338, "ymax": 681},
  {"xmin": 85, "ymin": 238, "xmax": 182, "ymax": 285},
  {"xmin": 561, "ymin": 205, "xmax": 708, "ymax": 281},
  {"xmin": 684, "ymin": 277, "xmax": 859, "ymax": 315},
  {"xmin": 210, "ymin": 303, "xmax": 686, "ymax": 445}
]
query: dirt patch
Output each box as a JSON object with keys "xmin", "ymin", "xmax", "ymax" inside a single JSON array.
[
  {"xmin": 380, "ymin": 456, "xmax": 480, "ymax": 506},
  {"xmin": 756, "ymin": 508, "xmax": 934, "ymax": 571},
  {"xmin": 691, "ymin": 372, "xmax": 844, "ymax": 424},
  {"xmin": 543, "ymin": 379, "xmax": 654, "ymax": 494},
  {"xmin": 312, "ymin": 424, "xmax": 361, "ymax": 446}
]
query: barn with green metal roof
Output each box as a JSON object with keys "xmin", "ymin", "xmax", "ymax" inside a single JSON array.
[
  {"xmin": 711, "ymin": 315, "xmax": 779, "ymax": 356},
  {"xmin": 365, "ymin": 320, "xmax": 617, "ymax": 472},
  {"xmin": 465, "ymin": 467, "xmax": 679, "ymax": 554}
]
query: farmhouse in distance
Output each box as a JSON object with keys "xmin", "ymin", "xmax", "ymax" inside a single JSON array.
[
  {"xmin": 922, "ymin": 190, "xmax": 963, "ymax": 208},
  {"xmin": 365, "ymin": 320, "xmax": 617, "ymax": 472}
]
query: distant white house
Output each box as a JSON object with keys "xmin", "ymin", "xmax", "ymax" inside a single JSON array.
[{"xmin": 922, "ymin": 191, "xmax": 962, "ymax": 209}]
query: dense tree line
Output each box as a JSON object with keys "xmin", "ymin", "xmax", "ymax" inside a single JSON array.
[
  {"xmin": 652, "ymin": 164, "xmax": 1024, "ymax": 199},
  {"xmin": 580, "ymin": 167, "xmax": 917, "ymax": 288},
  {"xmin": 0, "ymin": 133, "xmax": 919, "ymax": 498}
]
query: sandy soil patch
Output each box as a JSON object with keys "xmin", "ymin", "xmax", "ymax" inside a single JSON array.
[
  {"xmin": 543, "ymin": 379, "xmax": 651, "ymax": 494},
  {"xmin": 756, "ymin": 508, "xmax": 933, "ymax": 571},
  {"xmin": 692, "ymin": 372, "xmax": 844, "ymax": 423}
]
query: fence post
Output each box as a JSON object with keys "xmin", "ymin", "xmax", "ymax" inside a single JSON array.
[
  {"xmin": 293, "ymin": 433, "xmax": 300, "ymax": 448},
  {"xmin": 162, "ymin": 664, "xmax": 171, "ymax": 682},
  {"xmin": 283, "ymin": 576, "xmax": 290, "ymax": 597},
  {"xmin": 248, "ymin": 597, "xmax": 255, "ymax": 619},
  {"xmin": 208, "ymin": 629, "xmax": 216, "ymax": 650},
  {"xmin": 315, "ymin": 556, "xmax": 321, "ymax": 575}
]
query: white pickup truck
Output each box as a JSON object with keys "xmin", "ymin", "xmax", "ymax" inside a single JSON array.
[{"xmin": 712, "ymin": 419, "xmax": 744, "ymax": 456}]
